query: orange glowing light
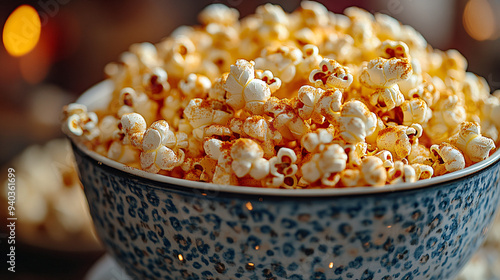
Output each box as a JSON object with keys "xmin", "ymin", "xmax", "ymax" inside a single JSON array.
[
  {"xmin": 463, "ymin": 0, "xmax": 496, "ymax": 41},
  {"xmin": 329, "ymin": 262, "xmax": 334, "ymax": 269},
  {"xmin": 3, "ymin": 5, "xmax": 41, "ymax": 57},
  {"xmin": 245, "ymin": 202, "xmax": 253, "ymax": 211},
  {"xmin": 178, "ymin": 254, "xmax": 184, "ymax": 261}
]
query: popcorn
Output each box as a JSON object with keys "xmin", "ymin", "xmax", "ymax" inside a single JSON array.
[
  {"xmin": 297, "ymin": 85, "xmax": 342, "ymax": 124},
  {"xmin": 117, "ymin": 87, "xmax": 158, "ymax": 125},
  {"xmin": 360, "ymin": 156, "xmax": 387, "ymax": 186},
  {"xmin": 336, "ymin": 100, "xmax": 377, "ymax": 144},
  {"xmin": 179, "ymin": 73, "xmax": 212, "ymax": 100},
  {"xmin": 265, "ymin": 148, "xmax": 299, "ymax": 188},
  {"xmin": 255, "ymin": 46, "xmax": 302, "ymax": 83},
  {"xmin": 230, "ymin": 138, "xmax": 269, "ymax": 180},
  {"xmin": 64, "ymin": 3, "xmax": 499, "ymax": 189},
  {"xmin": 430, "ymin": 143, "xmax": 466, "ymax": 176},
  {"xmin": 387, "ymin": 160, "xmax": 416, "ymax": 184},
  {"xmin": 142, "ymin": 67, "xmax": 170, "ymax": 100},
  {"xmin": 225, "ymin": 59, "xmax": 272, "ymax": 114},
  {"xmin": 264, "ymin": 97, "xmax": 310, "ymax": 140},
  {"xmin": 359, "ymin": 57, "xmax": 412, "ymax": 88},
  {"xmin": 183, "ymin": 98, "xmax": 233, "ymax": 141},
  {"xmin": 301, "ymin": 144, "xmax": 347, "ymax": 186},
  {"xmin": 309, "ymin": 58, "xmax": 353, "ymax": 90},
  {"xmin": 396, "ymin": 98, "xmax": 429, "ymax": 126},
  {"xmin": 451, "ymin": 122, "xmax": 495, "ymax": 163},
  {"xmin": 62, "ymin": 103, "xmax": 99, "ymax": 142},
  {"xmin": 377, "ymin": 124, "xmax": 422, "ymax": 160}
]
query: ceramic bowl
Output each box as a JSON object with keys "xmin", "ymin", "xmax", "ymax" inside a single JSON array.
[{"xmin": 71, "ymin": 80, "xmax": 500, "ymax": 280}]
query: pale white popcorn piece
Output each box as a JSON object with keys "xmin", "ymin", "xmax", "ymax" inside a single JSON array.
[
  {"xmin": 117, "ymin": 87, "xmax": 158, "ymax": 125},
  {"xmin": 255, "ymin": 3, "xmax": 289, "ymax": 42},
  {"xmin": 301, "ymin": 144, "xmax": 347, "ymax": 186},
  {"xmin": 230, "ymin": 139, "xmax": 269, "ymax": 180},
  {"xmin": 225, "ymin": 59, "xmax": 271, "ymax": 114},
  {"xmin": 107, "ymin": 141, "xmax": 140, "ymax": 164},
  {"xmin": 300, "ymin": 1, "xmax": 329, "ymax": 27},
  {"xmin": 297, "ymin": 85, "xmax": 342, "ymax": 124},
  {"xmin": 411, "ymin": 163, "xmax": 434, "ymax": 180},
  {"xmin": 301, "ymin": 129, "xmax": 333, "ymax": 153},
  {"xmin": 264, "ymin": 97, "xmax": 310, "ymax": 140},
  {"xmin": 297, "ymin": 44, "xmax": 323, "ymax": 77},
  {"xmin": 160, "ymin": 36, "xmax": 200, "ymax": 78},
  {"xmin": 397, "ymin": 98, "xmax": 429, "ymax": 126},
  {"xmin": 99, "ymin": 115, "xmax": 120, "ymax": 143},
  {"xmin": 142, "ymin": 67, "xmax": 170, "ymax": 100},
  {"xmin": 340, "ymin": 169, "xmax": 361, "ymax": 187},
  {"xmin": 377, "ymin": 124, "xmax": 422, "ymax": 160},
  {"xmin": 430, "ymin": 142, "xmax": 466, "ymax": 176},
  {"xmin": 359, "ymin": 57, "xmax": 412, "ymax": 89},
  {"xmin": 179, "ymin": 73, "xmax": 212, "ymax": 100},
  {"xmin": 387, "ymin": 161, "xmax": 417, "ymax": 184},
  {"xmin": 375, "ymin": 150, "xmax": 394, "ymax": 169},
  {"xmin": 255, "ymin": 70, "xmax": 282, "ymax": 93},
  {"xmin": 452, "ymin": 122, "xmax": 495, "ymax": 163},
  {"xmin": 336, "ymin": 100, "xmax": 377, "ymax": 144},
  {"xmin": 427, "ymin": 95, "xmax": 466, "ymax": 142},
  {"xmin": 183, "ymin": 98, "xmax": 233, "ymax": 141},
  {"xmin": 368, "ymin": 84, "xmax": 404, "ymax": 112},
  {"xmin": 232, "ymin": 116, "xmax": 281, "ymax": 144},
  {"xmin": 62, "ymin": 103, "xmax": 99, "ymax": 141},
  {"xmin": 265, "ymin": 148, "xmax": 299, "ymax": 188},
  {"xmin": 208, "ymin": 74, "xmax": 229, "ymax": 102},
  {"xmin": 120, "ymin": 113, "xmax": 147, "ymax": 148},
  {"xmin": 198, "ymin": 4, "xmax": 240, "ymax": 26},
  {"xmin": 254, "ymin": 46, "xmax": 302, "ymax": 83},
  {"xmin": 203, "ymin": 138, "xmax": 224, "ymax": 161},
  {"xmin": 360, "ymin": 156, "xmax": 387, "ymax": 187},
  {"xmin": 140, "ymin": 146, "xmax": 185, "ymax": 173},
  {"xmin": 309, "ymin": 58, "xmax": 353, "ymax": 90}
]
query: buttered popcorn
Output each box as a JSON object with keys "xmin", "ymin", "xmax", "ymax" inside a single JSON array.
[{"xmin": 63, "ymin": 2, "xmax": 499, "ymax": 188}]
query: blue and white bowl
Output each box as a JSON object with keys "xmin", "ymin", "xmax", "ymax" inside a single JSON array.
[{"xmin": 72, "ymin": 81, "xmax": 500, "ymax": 280}]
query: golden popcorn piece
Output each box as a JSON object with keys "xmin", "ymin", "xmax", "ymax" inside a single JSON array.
[
  {"xmin": 179, "ymin": 73, "xmax": 212, "ymax": 100},
  {"xmin": 255, "ymin": 3, "xmax": 289, "ymax": 42},
  {"xmin": 309, "ymin": 58, "xmax": 353, "ymax": 90},
  {"xmin": 107, "ymin": 141, "xmax": 140, "ymax": 164},
  {"xmin": 380, "ymin": 40, "xmax": 410, "ymax": 59},
  {"xmin": 411, "ymin": 163, "xmax": 434, "ymax": 180},
  {"xmin": 427, "ymin": 95, "xmax": 466, "ymax": 143},
  {"xmin": 430, "ymin": 142, "xmax": 466, "ymax": 176},
  {"xmin": 387, "ymin": 160, "xmax": 417, "ymax": 184},
  {"xmin": 183, "ymin": 98, "xmax": 233, "ymax": 141},
  {"xmin": 255, "ymin": 70, "xmax": 282, "ymax": 94},
  {"xmin": 142, "ymin": 67, "xmax": 170, "ymax": 100},
  {"xmin": 264, "ymin": 97, "xmax": 310, "ymax": 140},
  {"xmin": 375, "ymin": 150, "xmax": 394, "ymax": 169},
  {"xmin": 198, "ymin": 4, "xmax": 239, "ymax": 27},
  {"xmin": 377, "ymin": 124, "xmax": 422, "ymax": 160},
  {"xmin": 451, "ymin": 122, "xmax": 495, "ymax": 163},
  {"xmin": 360, "ymin": 156, "xmax": 387, "ymax": 186},
  {"xmin": 117, "ymin": 87, "xmax": 158, "ymax": 125}
]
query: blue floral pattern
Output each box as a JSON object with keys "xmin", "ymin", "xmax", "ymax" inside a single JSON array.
[{"xmin": 74, "ymin": 145, "xmax": 500, "ymax": 280}]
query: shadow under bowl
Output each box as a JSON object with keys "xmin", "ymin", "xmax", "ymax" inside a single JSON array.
[{"xmin": 72, "ymin": 80, "xmax": 500, "ymax": 280}]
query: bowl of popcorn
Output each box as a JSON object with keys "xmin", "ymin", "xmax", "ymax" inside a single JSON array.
[{"xmin": 64, "ymin": 2, "xmax": 500, "ymax": 279}]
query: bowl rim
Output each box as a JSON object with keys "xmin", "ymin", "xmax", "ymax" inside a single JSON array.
[{"xmin": 71, "ymin": 80, "xmax": 500, "ymax": 197}]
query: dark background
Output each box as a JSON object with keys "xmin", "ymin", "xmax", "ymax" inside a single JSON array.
[{"xmin": 1, "ymin": 0, "xmax": 500, "ymax": 279}]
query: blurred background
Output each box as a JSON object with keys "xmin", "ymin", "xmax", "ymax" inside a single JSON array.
[{"xmin": 1, "ymin": 0, "xmax": 500, "ymax": 279}]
